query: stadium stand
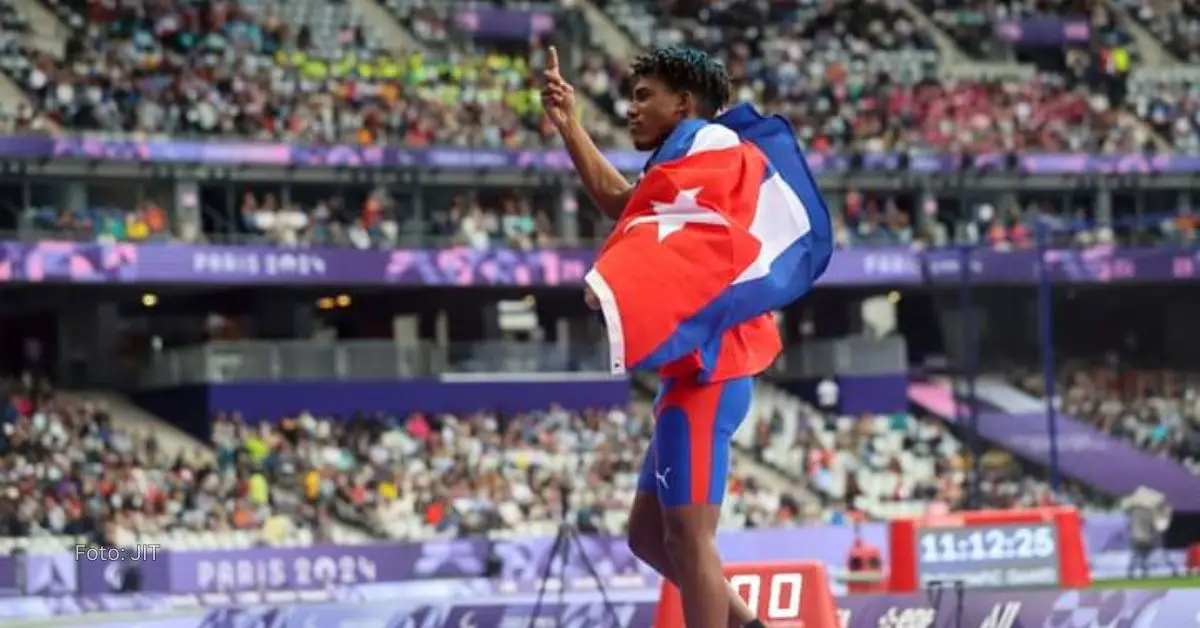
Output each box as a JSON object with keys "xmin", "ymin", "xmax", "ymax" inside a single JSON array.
[
  {"xmin": 211, "ymin": 403, "xmax": 811, "ymax": 541},
  {"xmin": 1128, "ymin": 74, "xmax": 1200, "ymax": 153},
  {"xmin": 1115, "ymin": 0, "xmax": 1200, "ymax": 62},
  {"xmin": 0, "ymin": 0, "xmax": 1167, "ymax": 154},
  {"xmin": 582, "ymin": 0, "xmax": 1157, "ymax": 152},
  {"xmin": 1, "ymin": 363, "xmax": 803, "ymax": 549},
  {"xmin": 13, "ymin": 0, "xmax": 558, "ymax": 146},
  {"xmin": 918, "ymin": 0, "xmax": 1129, "ymax": 59},
  {"xmin": 3, "ymin": 0, "xmax": 1200, "ymax": 606},
  {"xmin": 0, "ymin": 376, "xmax": 375, "ymax": 552},
  {"xmin": 737, "ymin": 385, "xmax": 1094, "ymax": 522},
  {"xmin": 1010, "ymin": 366, "xmax": 1200, "ymax": 474},
  {"xmin": 7, "ymin": 366, "xmax": 1100, "ymax": 553},
  {"xmin": 379, "ymin": 0, "xmax": 627, "ymax": 146}
]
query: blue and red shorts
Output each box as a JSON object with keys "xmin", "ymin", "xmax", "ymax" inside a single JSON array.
[{"xmin": 636, "ymin": 375, "xmax": 753, "ymax": 508}]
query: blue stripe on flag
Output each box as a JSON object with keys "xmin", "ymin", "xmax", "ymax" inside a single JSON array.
[
  {"xmin": 718, "ymin": 103, "xmax": 833, "ymax": 279},
  {"xmin": 633, "ymin": 231, "xmax": 822, "ymax": 378},
  {"xmin": 630, "ymin": 104, "xmax": 835, "ymax": 379},
  {"xmin": 642, "ymin": 119, "xmax": 709, "ymax": 171}
]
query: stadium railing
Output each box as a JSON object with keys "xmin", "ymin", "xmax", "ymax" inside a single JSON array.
[{"xmin": 139, "ymin": 339, "xmax": 610, "ymax": 386}]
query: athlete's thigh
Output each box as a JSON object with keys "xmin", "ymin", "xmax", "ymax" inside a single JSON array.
[
  {"xmin": 629, "ymin": 443, "xmax": 668, "ymax": 545},
  {"xmin": 636, "ymin": 438, "xmax": 659, "ymax": 496},
  {"xmin": 650, "ymin": 376, "xmax": 754, "ymax": 508}
]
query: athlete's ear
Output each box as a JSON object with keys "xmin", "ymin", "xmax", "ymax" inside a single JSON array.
[{"xmin": 675, "ymin": 91, "xmax": 693, "ymax": 119}]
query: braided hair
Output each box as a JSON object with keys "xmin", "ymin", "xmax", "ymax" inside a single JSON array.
[{"xmin": 630, "ymin": 47, "xmax": 732, "ymax": 119}]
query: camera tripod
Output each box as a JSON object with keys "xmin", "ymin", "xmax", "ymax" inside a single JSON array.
[
  {"xmin": 526, "ymin": 521, "xmax": 625, "ymax": 628},
  {"xmin": 925, "ymin": 580, "xmax": 966, "ymax": 628}
]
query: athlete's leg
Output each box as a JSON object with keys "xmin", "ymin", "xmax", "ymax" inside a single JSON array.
[
  {"xmin": 629, "ymin": 493, "xmax": 760, "ymax": 627},
  {"xmin": 648, "ymin": 376, "xmax": 757, "ymax": 628},
  {"xmin": 663, "ymin": 502, "xmax": 727, "ymax": 628},
  {"xmin": 631, "ymin": 452, "xmax": 758, "ymax": 628}
]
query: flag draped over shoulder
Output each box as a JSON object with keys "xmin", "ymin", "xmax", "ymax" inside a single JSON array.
[{"xmin": 584, "ymin": 103, "xmax": 834, "ymax": 381}]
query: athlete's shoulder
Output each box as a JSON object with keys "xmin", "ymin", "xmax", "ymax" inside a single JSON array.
[{"xmin": 641, "ymin": 119, "xmax": 741, "ymax": 178}]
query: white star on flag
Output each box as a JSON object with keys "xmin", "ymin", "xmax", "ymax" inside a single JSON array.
[{"xmin": 625, "ymin": 187, "xmax": 730, "ymax": 242}]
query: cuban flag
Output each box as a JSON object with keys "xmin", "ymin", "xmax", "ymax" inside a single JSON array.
[{"xmin": 584, "ymin": 103, "xmax": 833, "ymax": 381}]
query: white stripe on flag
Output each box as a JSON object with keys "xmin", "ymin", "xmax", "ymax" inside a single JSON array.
[
  {"xmin": 686, "ymin": 124, "xmax": 741, "ymax": 156},
  {"xmin": 733, "ymin": 171, "xmax": 812, "ymax": 285},
  {"xmin": 584, "ymin": 269, "xmax": 627, "ymax": 375}
]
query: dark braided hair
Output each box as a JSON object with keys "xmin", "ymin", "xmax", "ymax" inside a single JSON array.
[{"xmin": 630, "ymin": 47, "xmax": 732, "ymax": 119}]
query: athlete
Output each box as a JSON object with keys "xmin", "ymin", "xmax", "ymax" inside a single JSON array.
[{"xmin": 542, "ymin": 45, "xmax": 771, "ymax": 628}]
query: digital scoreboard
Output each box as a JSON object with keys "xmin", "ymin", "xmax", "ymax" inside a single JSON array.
[
  {"xmin": 914, "ymin": 522, "xmax": 1060, "ymax": 587},
  {"xmin": 888, "ymin": 507, "xmax": 1091, "ymax": 593}
]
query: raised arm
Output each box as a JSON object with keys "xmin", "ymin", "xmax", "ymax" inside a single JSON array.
[{"xmin": 541, "ymin": 46, "xmax": 633, "ymax": 220}]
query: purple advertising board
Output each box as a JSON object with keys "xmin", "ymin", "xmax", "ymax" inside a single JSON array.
[
  {"xmin": 776, "ymin": 375, "xmax": 909, "ymax": 415},
  {"xmin": 2, "ymin": 134, "xmax": 1200, "ymax": 175},
  {"xmin": 923, "ymin": 245, "xmax": 1200, "ymax": 285},
  {"xmin": 0, "ymin": 241, "xmax": 922, "ymax": 287},
  {"xmin": 836, "ymin": 374, "xmax": 908, "ymax": 414},
  {"xmin": 17, "ymin": 588, "xmax": 1200, "ymax": 628},
  {"xmin": 9, "ymin": 514, "xmax": 1134, "ymax": 596},
  {"xmin": 68, "ymin": 533, "xmax": 657, "ymax": 595},
  {"xmin": 995, "ymin": 17, "xmax": 1091, "ymax": 44},
  {"xmin": 454, "ymin": 7, "xmax": 555, "ymax": 39},
  {"xmin": 2, "ymin": 240, "xmax": 1198, "ymax": 287}
]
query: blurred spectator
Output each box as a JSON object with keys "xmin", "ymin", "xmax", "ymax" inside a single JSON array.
[
  {"xmin": 0, "ymin": 0, "xmax": 1195, "ymax": 254},
  {"xmin": 210, "ymin": 403, "xmax": 804, "ymax": 539},
  {"xmin": 11, "ymin": 0, "xmax": 549, "ymax": 146},
  {"xmin": 0, "ymin": 0, "xmax": 1173, "ymax": 155},
  {"xmin": 1116, "ymin": 0, "xmax": 1200, "ymax": 62},
  {"xmin": 1012, "ymin": 365, "xmax": 1200, "ymax": 473},
  {"xmin": 738, "ymin": 385, "xmax": 1102, "ymax": 521},
  {"xmin": 0, "ymin": 374, "xmax": 331, "ymax": 547}
]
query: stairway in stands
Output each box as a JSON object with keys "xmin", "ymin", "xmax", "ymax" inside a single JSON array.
[
  {"xmin": 59, "ymin": 390, "xmax": 375, "ymax": 548},
  {"xmin": 62, "ymin": 390, "xmax": 215, "ymax": 464},
  {"xmin": 0, "ymin": 0, "xmax": 65, "ymax": 120}
]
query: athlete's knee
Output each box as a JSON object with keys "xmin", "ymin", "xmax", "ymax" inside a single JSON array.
[
  {"xmin": 628, "ymin": 527, "xmax": 665, "ymax": 565},
  {"xmin": 627, "ymin": 495, "xmax": 667, "ymax": 566},
  {"xmin": 627, "ymin": 514, "xmax": 659, "ymax": 562},
  {"xmin": 661, "ymin": 505, "xmax": 719, "ymax": 569}
]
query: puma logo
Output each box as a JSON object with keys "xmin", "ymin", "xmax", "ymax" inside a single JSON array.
[{"xmin": 655, "ymin": 467, "xmax": 672, "ymax": 489}]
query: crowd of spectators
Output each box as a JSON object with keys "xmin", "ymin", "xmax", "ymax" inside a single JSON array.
[
  {"xmin": 7, "ymin": 371, "xmax": 1088, "ymax": 553},
  {"xmin": 919, "ymin": 0, "xmax": 1127, "ymax": 59},
  {"xmin": 0, "ymin": 375, "xmax": 814, "ymax": 551},
  {"xmin": 382, "ymin": 0, "xmax": 625, "ymax": 147},
  {"xmin": 1128, "ymin": 77, "xmax": 1200, "ymax": 153},
  {"xmin": 592, "ymin": 0, "xmax": 1148, "ymax": 153},
  {"xmin": 15, "ymin": 181, "xmax": 1197, "ymax": 251},
  {"xmin": 22, "ymin": 199, "xmax": 172, "ymax": 242},
  {"xmin": 210, "ymin": 403, "xmax": 812, "ymax": 541},
  {"xmin": 736, "ymin": 385, "xmax": 1097, "ymax": 521},
  {"xmin": 1116, "ymin": 0, "xmax": 1200, "ymax": 63},
  {"xmin": 0, "ymin": 374, "xmax": 339, "ymax": 550},
  {"xmin": 1, "ymin": 0, "xmax": 1199, "ymax": 251},
  {"xmin": 1011, "ymin": 365, "xmax": 1200, "ymax": 474},
  {"xmin": 16, "ymin": 187, "xmax": 560, "ymax": 250},
  {"xmin": 0, "ymin": 0, "xmax": 1178, "ymax": 154},
  {"xmin": 427, "ymin": 193, "xmax": 557, "ymax": 251},
  {"xmin": 827, "ymin": 188, "xmax": 1197, "ymax": 249},
  {"xmin": 5, "ymin": 0, "xmax": 552, "ymax": 147},
  {"xmin": 7, "ymin": 364, "xmax": 1195, "ymax": 560}
]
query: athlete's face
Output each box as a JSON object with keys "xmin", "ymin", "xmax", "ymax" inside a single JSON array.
[{"xmin": 627, "ymin": 75, "xmax": 692, "ymax": 151}]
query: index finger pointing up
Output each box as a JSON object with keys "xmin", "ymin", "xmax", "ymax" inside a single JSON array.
[{"xmin": 546, "ymin": 45, "xmax": 560, "ymax": 75}]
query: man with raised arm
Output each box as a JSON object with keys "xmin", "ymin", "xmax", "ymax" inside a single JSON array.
[{"xmin": 542, "ymin": 45, "xmax": 833, "ymax": 628}]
